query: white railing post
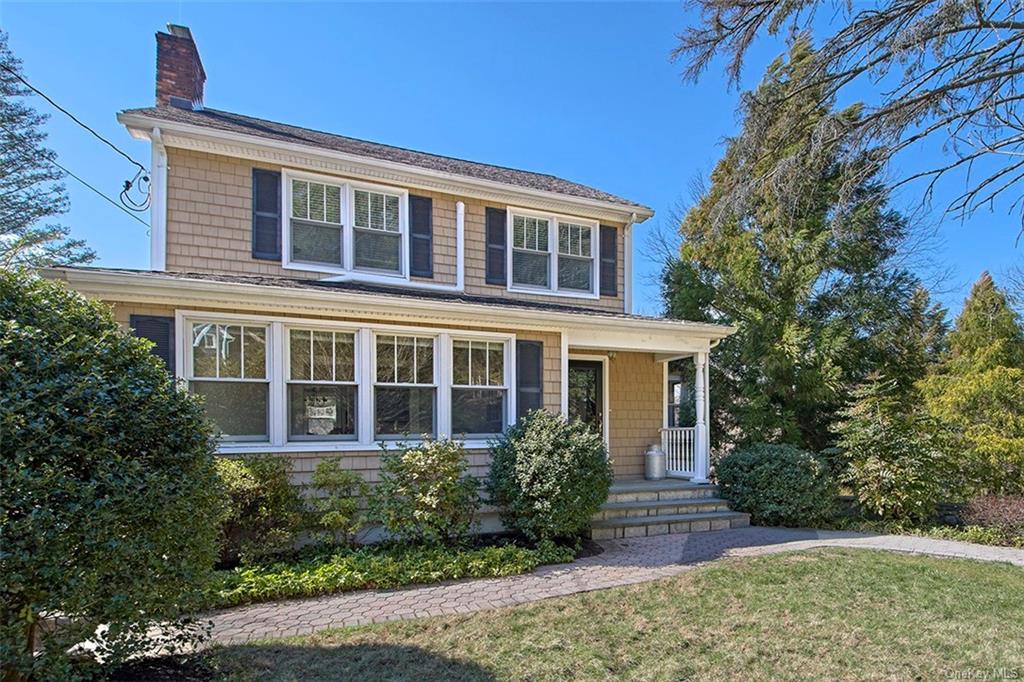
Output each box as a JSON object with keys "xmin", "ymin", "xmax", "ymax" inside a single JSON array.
[{"xmin": 693, "ymin": 352, "xmax": 709, "ymax": 483}]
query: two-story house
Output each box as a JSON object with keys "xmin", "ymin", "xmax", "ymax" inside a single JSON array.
[{"xmin": 45, "ymin": 26, "xmax": 742, "ymax": 539}]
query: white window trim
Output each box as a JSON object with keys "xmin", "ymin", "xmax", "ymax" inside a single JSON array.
[
  {"xmin": 175, "ymin": 310, "xmax": 516, "ymax": 454},
  {"xmin": 450, "ymin": 337, "xmax": 513, "ymax": 439},
  {"xmin": 284, "ymin": 327, "xmax": 360, "ymax": 442},
  {"xmin": 281, "ymin": 168, "xmax": 410, "ymax": 280},
  {"xmin": 506, "ymin": 206, "xmax": 600, "ymax": 300}
]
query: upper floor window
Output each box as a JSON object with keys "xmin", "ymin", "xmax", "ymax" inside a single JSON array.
[
  {"xmin": 284, "ymin": 171, "xmax": 407, "ymax": 277},
  {"xmin": 508, "ymin": 209, "xmax": 598, "ymax": 298}
]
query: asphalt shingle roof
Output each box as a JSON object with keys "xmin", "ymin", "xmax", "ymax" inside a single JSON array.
[{"xmin": 121, "ymin": 106, "xmax": 651, "ymax": 212}]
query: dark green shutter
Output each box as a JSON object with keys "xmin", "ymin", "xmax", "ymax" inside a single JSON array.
[
  {"xmin": 599, "ymin": 225, "xmax": 617, "ymax": 296},
  {"xmin": 252, "ymin": 168, "xmax": 282, "ymax": 260},
  {"xmin": 409, "ymin": 194, "xmax": 433, "ymax": 277},
  {"xmin": 130, "ymin": 315, "xmax": 175, "ymax": 374},
  {"xmin": 516, "ymin": 340, "xmax": 543, "ymax": 420},
  {"xmin": 485, "ymin": 207, "xmax": 507, "ymax": 285}
]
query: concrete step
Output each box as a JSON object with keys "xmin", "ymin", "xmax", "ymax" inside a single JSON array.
[
  {"xmin": 589, "ymin": 510, "xmax": 750, "ymax": 540},
  {"xmin": 594, "ymin": 497, "xmax": 733, "ymax": 521},
  {"xmin": 606, "ymin": 480, "xmax": 719, "ymax": 504}
]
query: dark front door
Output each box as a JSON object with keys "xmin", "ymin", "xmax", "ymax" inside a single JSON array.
[{"xmin": 567, "ymin": 360, "xmax": 603, "ymax": 436}]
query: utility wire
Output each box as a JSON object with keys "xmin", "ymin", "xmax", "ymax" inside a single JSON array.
[
  {"xmin": 1, "ymin": 125, "xmax": 149, "ymax": 228},
  {"xmin": 0, "ymin": 62, "xmax": 148, "ymax": 173}
]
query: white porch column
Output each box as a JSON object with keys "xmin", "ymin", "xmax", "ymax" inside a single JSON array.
[{"xmin": 693, "ymin": 351, "xmax": 710, "ymax": 483}]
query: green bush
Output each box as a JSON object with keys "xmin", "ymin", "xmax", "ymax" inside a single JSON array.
[
  {"xmin": 210, "ymin": 540, "xmax": 575, "ymax": 608},
  {"xmin": 1, "ymin": 270, "xmax": 222, "ymax": 680},
  {"xmin": 216, "ymin": 455, "xmax": 305, "ymax": 565},
  {"xmin": 308, "ymin": 457, "xmax": 367, "ymax": 547},
  {"xmin": 488, "ymin": 410, "xmax": 613, "ymax": 541},
  {"xmin": 369, "ymin": 438, "xmax": 478, "ymax": 544},
  {"xmin": 716, "ymin": 443, "xmax": 837, "ymax": 527}
]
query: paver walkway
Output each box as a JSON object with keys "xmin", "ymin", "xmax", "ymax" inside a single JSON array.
[{"xmin": 208, "ymin": 527, "xmax": 1023, "ymax": 644}]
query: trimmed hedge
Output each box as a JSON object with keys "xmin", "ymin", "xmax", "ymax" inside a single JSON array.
[{"xmin": 716, "ymin": 443, "xmax": 837, "ymax": 527}]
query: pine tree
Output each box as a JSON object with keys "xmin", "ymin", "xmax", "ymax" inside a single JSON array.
[{"xmin": 0, "ymin": 30, "xmax": 93, "ymax": 268}]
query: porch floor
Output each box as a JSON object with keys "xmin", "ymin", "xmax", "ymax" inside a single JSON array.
[{"xmin": 609, "ymin": 477, "xmax": 711, "ymax": 493}]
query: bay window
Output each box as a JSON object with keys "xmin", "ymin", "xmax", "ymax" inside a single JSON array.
[
  {"xmin": 508, "ymin": 209, "xmax": 598, "ymax": 297},
  {"xmin": 374, "ymin": 334, "xmax": 436, "ymax": 438},
  {"xmin": 451, "ymin": 339, "xmax": 508, "ymax": 437},
  {"xmin": 287, "ymin": 329, "xmax": 357, "ymax": 440},
  {"xmin": 188, "ymin": 321, "xmax": 269, "ymax": 441}
]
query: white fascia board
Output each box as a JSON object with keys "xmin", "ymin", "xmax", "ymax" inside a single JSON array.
[{"xmin": 117, "ymin": 112, "xmax": 655, "ymax": 225}]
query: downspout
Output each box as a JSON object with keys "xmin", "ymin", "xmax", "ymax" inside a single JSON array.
[
  {"xmin": 455, "ymin": 200, "xmax": 465, "ymax": 291},
  {"xmin": 623, "ymin": 212, "xmax": 637, "ymax": 313},
  {"xmin": 150, "ymin": 127, "xmax": 168, "ymax": 271}
]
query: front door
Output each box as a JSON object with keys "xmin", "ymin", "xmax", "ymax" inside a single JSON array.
[{"xmin": 567, "ymin": 360, "xmax": 603, "ymax": 437}]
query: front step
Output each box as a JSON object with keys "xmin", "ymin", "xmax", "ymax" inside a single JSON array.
[{"xmin": 591, "ymin": 479, "xmax": 749, "ymax": 540}]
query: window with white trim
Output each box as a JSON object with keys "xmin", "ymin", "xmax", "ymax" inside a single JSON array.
[
  {"xmin": 557, "ymin": 221, "xmax": 594, "ymax": 292},
  {"xmin": 287, "ymin": 329, "xmax": 357, "ymax": 440},
  {"xmin": 188, "ymin": 322, "xmax": 269, "ymax": 441},
  {"xmin": 353, "ymin": 189, "xmax": 402, "ymax": 273},
  {"xmin": 451, "ymin": 339, "xmax": 507, "ymax": 437},
  {"xmin": 290, "ymin": 178, "xmax": 344, "ymax": 266},
  {"xmin": 511, "ymin": 214, "xmax": 550, "ymax": 288},
  {"xmin": 374, "ymin": 334, "xmax": 436, "ymax": 438}
]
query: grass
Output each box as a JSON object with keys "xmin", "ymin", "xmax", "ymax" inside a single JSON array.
[{"xmin": 200, "ymin": 549, "xmax": 1024, "ymax": 681}]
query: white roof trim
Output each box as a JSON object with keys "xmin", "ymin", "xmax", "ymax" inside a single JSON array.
[{"xmin": 117, "ymin": 112, "xmax": 655, "ymax": 225}]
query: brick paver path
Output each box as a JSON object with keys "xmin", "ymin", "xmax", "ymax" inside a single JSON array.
[{"xmin": 208, "ymin": 527, "xmax": 1023, "ymax": 644}]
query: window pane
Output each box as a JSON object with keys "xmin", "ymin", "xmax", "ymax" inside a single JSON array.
[
  {"xmin": 535, "ymin": 219, "xmax": 549, "ymax": 251},
  {"xmin": 292, "ymin": 180, "xmax": 308, "ymax": 219},
  {"xmin": 290, "ymin": 329, "xmax": 311, "ymax": 381},
  {"xmin": 452, "ymin": 339, "xmax": 470, "ymax": 385},
  {"xmin": 370, "ymin": 192, "xmax": 384, "ymax": 230},
  {"xmin": 376, "ymin": 335, "xmax": 396, "ymax": 383},
  {"xmin": 354, "ymin": 230, "xmax": 401, "ymax": 272},
  {"xmin": 558, "ymin": 224, "xmax": 570, "ymax": 255},
  {"xmin": 416, "ymin": 337, "xmax": 434, "ymax": 384},
  {"xmin": 558, "ymin": 256, "xmax": 592, "ymax": 292},
  {"xmin": 334, "ymin": 333, "xmax": 355, "ymax": 382},
  {"xmin": 325, "ymin": 184, "xmax": 342, "ymax": 224},
  {"xmin": 512, "ymin": 250, "xmax": 549, "ymax": 287},
  {"xmin": 312, "ymin": 330, "xmax": 334, "ymax": 381},
  {"xmin": 451, "ymin": 388, "xmax": 505, "ymax": 436},
  {"xmin": 219, "ymin": 324, "xmax": 243, "ymax": 378},
  {"xmin": 354, "ymin": 189, "xmax": 370, "ymax": 228},
  {"xmin": 191, "ymin": 323, "xmax": 219, "ymax": 377},
  {"xmin": 243, "ymin": 327, "xmax": 267, "ymax": 379},
  {"xmin": 580, "ymin": 227, "xmax": 591, "ymax": 255},
  {"xmin": 308, "ymin": 182, "xmax": 325, "ymax": 222},
  {"xmin": 470, "ymin": 342, "xmax": 488, "ymax": 386},
  {"xmin": 191, "ymin": 381, "xmax": 267, "ymax": 440},
  {"xmin": 292, "ymin": 220, "xmax": 342, "ymax": 265},
  {"xmin": 513, "ymin": 215, "xmax": 526, "ymax": 249},
  {"xmin": 385, "ymin": 194, "xmax": 400, "ymax": 232},
  {"xmin": 395, "ymin": 335, "xmax": 416, "ymax": 383},
  {"xmin": 288, "ymin": 384, "xmax": 357, "ymax": 439},
  {"xmin": 375, "ymin": 386, "xmax": 435, "ymax": 437},
  {"xmin": 488, "ymin": 344, "xmax": 504, "ymax": 386}
]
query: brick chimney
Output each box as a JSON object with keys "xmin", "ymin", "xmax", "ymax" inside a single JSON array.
[{"xmin": 155, "ymin": 24, "xmax": 205, "ymax": 109}]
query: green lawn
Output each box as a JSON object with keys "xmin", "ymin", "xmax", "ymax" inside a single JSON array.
[{"xmin": 205, "ymin": 549, "xmax": 1023, "ymax": 681}]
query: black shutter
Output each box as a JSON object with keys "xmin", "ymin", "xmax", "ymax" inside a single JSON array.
[
  {"xmin": 252, "ymin": 168, "xmax": 282, "ymax": 260},
  {"xmin": 130, "ymin": 315, "xmax": 175, "ymax": 374},
  {"xmin": 599, "ymin": 225, "xmax": 618, "ymax": 296},
  {"xmin": 408, "ymin": 194, "xmax": 433, "ymax": 277},
  {"xmin": 485, "ymin": 207, "xmax": 507, "ymax": 285},
  {"xmin": 516, "ymin": 340, "xmax": 544, "ymax": 420}
]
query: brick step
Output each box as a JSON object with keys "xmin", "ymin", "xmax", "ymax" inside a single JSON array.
[
  {"xmin": 589, "ymin": 510, "xmax": 750, "ymax": 540},
  {"xmin": 594, "ymin": 497, "xmax": 733, "ymax": 521},
  {"xmin": 606, "ymin": 482, "xmax": 719, "ymax": 504}
]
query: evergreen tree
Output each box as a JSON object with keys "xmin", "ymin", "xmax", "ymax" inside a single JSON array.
[
  {"xmin": 662, "ymin": 40, "xmax": 929, "ymax": 451},
  {"xmin": 0, "ymin": 30, "xmax": 93, "ymax": 268},
  {"xmin": 920, "ymin": 273, "xmax": 1024, "ymax": 496}
]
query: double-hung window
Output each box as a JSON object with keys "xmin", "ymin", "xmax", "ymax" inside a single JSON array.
[
  {"xmin": 290, "ymin": 178, "xmax": 344, "ymax": 267},
  {"xmin": 509, "ymin": 209, "xmax": 598, "ymax": 296},
  {"xmin": 451, "ymin": 339, "xmax": 508, "ymax": 437},
  {"xmin": 374, "ymin": 334, "xmax": 436, "ymax": 438},
  {"xmin": 188, "ymin": 321, "xmax": 269, "ymax": 441},
  {"xmin": 287, "ymin": 329, "xmax": 357, "ymax": 440},
  {"xmin": 353, "ymin": 188, "xmax": 402, "ymax": 273},
  {"xmin": 557, "ymin": 221, "xmax": 594, "ymax": 293},
  {"xmin": 511, "ymin": 214, "xmax": 551, "ymax": 288}
]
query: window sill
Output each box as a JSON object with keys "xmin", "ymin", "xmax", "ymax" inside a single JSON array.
[
  {"xmin": 507, "ymin": 285, "xmax": 600, "ymax": 301},
  {"xmin": 216, "ymin": 438, "xmax": 496, "ymax": 455}
]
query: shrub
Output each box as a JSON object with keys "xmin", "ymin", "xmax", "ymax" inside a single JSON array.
[
  {"xmin": 216, "ymin": 455, "xmax": 305, "ymax": 565},
  {"xmin": 716, "ymin": 443, "xmax": 836, "ymax": 527},
  {"xmin": 488, "ymin": 410, "xmax": 613, "ymax": 541},
  {"xmin": 964, "ymin": 495, "xmax": 1024, "ymax": 544},
  {"xmin": 837, "ymin": 378, "xmax": 953, "ymax": 521},
  {"xmin": 308, "ymin": 457, "xmax": 367, "ymax": 547},
  {"xmin": 1, "ymin": 270, "xmax": 222, "ymax": 680},
  {"xmin": 369, "ymin": 438, "xmax": 478, "ymax": 544}
]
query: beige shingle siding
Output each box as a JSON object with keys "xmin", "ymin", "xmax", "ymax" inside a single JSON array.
[
  {"xmin": 604, "ymin": 351, "xmax": 664, "ymax": 479},
  {"xmin": 163, "ymin": 148, "xmax": 626, "ymax": 312}
]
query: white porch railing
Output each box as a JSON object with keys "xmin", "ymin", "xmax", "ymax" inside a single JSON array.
[{"xmin": 661, "ymin": 427, "xmax": 697, "ymax": 477}]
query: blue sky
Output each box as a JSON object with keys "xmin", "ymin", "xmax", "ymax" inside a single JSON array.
[{"xmin": 2, "ymin": 1, "xmax": 1020, "ymax": 315}]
